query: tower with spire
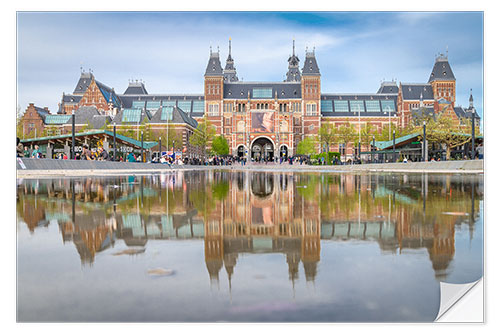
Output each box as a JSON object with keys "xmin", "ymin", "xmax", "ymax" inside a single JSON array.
[
  {"xmin": 285, "ymin": 39, "xmax": 301, "ymax": 82},
  {"xmin": 223, "ymin": 38, "xmax": 239, "ymax": 82}
]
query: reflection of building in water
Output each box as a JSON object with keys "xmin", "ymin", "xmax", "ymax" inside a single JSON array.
[
  {"xmin": 59, "ymin": 211, "xmax": 116, "ymax": 266},
  {"xmin": 204, "ymin": 172, "xmax": 321, "ymax": 286},
  {"xmin": 16, "ymin": 173, "xmax": 481, "ymax": 279}
]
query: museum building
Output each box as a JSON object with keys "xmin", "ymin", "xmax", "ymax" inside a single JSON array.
[{"xmin": 21, "ymin": 40, "xmax": 480, "ymax": 159}]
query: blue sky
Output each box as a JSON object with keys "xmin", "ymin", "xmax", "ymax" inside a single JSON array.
[{"xmin": 17, "ymin": 11, "xmax": 483, "ymax": 118}]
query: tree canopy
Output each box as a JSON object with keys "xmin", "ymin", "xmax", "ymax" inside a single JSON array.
[
  {"xmin": 189, "ymin": 118, "xmax": 216, "ymax": 156},
  {"xmin": 211, "ymin": 135, "xmax": 230, "ymax": 156},
  {"xmin": 296, "ymin": 136, "xmax": 317, "ymax": 156}
]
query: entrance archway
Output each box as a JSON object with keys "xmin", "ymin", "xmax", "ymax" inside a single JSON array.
[
  {"xmin": 279, "ymin": 145, "xmax": 289, "ymax": 160},
  {"xmin": 251, "ymin": 137, "xmax": 274, "ymax": 162},
  {"xmin": 237, "ymin": 145, "xmax": 246, "ymax": 158}
]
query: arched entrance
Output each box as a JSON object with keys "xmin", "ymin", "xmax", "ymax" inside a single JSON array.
[
  {"xmin": 279, "ymin": 145, "xmax": 289, "ymax": 160},
  {"xmin": 251, "ymin": 137, "xmax": 274, "ymax": 162},
  {"xmin": 237, "ymin": 145, "xmax": 246, "ymax": 158}
]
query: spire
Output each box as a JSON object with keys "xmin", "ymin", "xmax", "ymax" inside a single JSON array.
[
  {"xmin": 469, "ymin": 89, "xmax": 474, "ymax": 108},
  {"xmin": 223, "ymin": 38, "xmax": 238, "ymax": 82},
  {"xmin": 285, "ymin": 39, "xmax": 301, "ymax": 82}
]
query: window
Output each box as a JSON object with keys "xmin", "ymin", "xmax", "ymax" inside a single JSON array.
[
  {"xmin": 208, "ymin": 104, "xmax": 219, "ymax": 116},
  {"xmin": 334, "ymin": 100, "xmax": 349, "ymax": 112},
  {"xmin": 321, "ymin": 100, "xmax": 333, "ymax": 112},
  {"xmin": 237, "ymin": 104, "xmax": 246, "ymax": 113},
  {"xmin": 306, "ymin": 103, "xmax": 317, "ymax": 116},
  {"xmin": 279, "ymin": 103, "xmax": 288, "ymax": 112},
  {"xmin": 365, "ymin": 100, "xmax": 381, "ymax": 112},
  {"xmin": 252, "ymin": 88, "xmax": 273, "ymax": 99},
  {"xmin": 349, "ymin": 100, "xmax": 365, "ymax": 113},
  {"xmin": 292, "ymin": 102, "xmax": 301, "ymax": 112}
]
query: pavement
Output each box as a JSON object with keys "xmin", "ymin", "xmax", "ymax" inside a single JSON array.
[{"xmin": 16, "ymin": 158, "xmax": 484, "ymax": 178}]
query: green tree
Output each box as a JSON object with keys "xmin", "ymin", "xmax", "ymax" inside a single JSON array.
[
  {"xmin": 212, "ymin": 135, "xmax": 229, "ymax": 156},
  {"xmin": 139, "ymin": 118, "xmax": 156, "ymax": 142},
  {"xmin": 332, "ymin": 124, "xmax": 355, "ymax": 160},
  {"xmin": 359, "ymin": 122, "xmax": 377, "ymax": 147},
  {"xmin": 318, "ymin": 123, "xmax": 335, "ymax": 152},
  {"xmin": 425, "ymin": 113, "xmax": 474, "ymax": 160},
  {"xmin": 296, "ymin": 136, "xmax": 317, "ymax": 156},
  {"xmin": 189, "ymin": 118, "xmax": 216, "ymax": 157}
]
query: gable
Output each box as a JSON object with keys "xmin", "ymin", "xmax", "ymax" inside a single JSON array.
[{"xmin": 79, "ymin": 80, "xmax": 108, "ymax": 107}]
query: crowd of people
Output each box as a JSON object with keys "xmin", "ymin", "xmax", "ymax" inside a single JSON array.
[{"xmin": 16, "ymin": 137, "xmax": 485, "ymax": 165}]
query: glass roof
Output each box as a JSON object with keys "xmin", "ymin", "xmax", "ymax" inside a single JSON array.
[
  {"xmin": 349, "ymin": 100, "xmax": 365, "ymax": 113},
  {"xmin": 321, "ymin": 100, "xmax": 333, "ymax": 112},
  {"xmin": 122, "ymin": 109, "xmax": 142, "ymax": 123},
  {"xmin": 252, "ymin": 88, "xmax": 273, "ymax": 99},
  {"xmin": 162, "ymin": 100, "xmax": 176, "ymax": 108},
  {"xmin": 132, "ymin": 100, "xmax": 146, "ymax": 109},
  {"xmin": 381, "ymin": 100, "xmax": 396, "ymax": 113},
  {"xmin": 44, "ymin": 115, "xmax": 72, "ymax": 124},
  {"xmin": 160, "ymin": 106, "xmax": 174, "ymax": 121},
  {"xmin": 192, "ymin": 101, "xmax": 204, "ymax": 112},
  {"xmin": 334, "ymin": 100, "xmax": 349, "ymax": 112},
  {"xmin": 146, "ymin": 101, "xmax": 161, "ymax": 110},
  {"xmin": 177, "ymin": 101, "xmax": 192, "ymax": 113},
  {"xmin": 365, "ymin": 100, "xmax": 381, "ymax": 112}
]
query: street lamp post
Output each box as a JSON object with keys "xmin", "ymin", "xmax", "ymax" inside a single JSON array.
[
  {"xmin": 423, "ymin": 121, "xmax": 427, "ymax": 162},
  {"xmin": 141, "ymin": 131, "xmax": 144, "ymax": 163},
  {"xmin": 113, "ymin": 125, "xmax": 116, "ymax": 161},
  {"xmin": 471, "ymin": 116, "xmax": 475, "ymax": 159},
  {"xmin": 71, "ymin": 110, "xmax": 75, "ymax": 159},
  {"xmin": 159, "ymin": 136, "xmax": 162, "ymax": 161},
  {"xmin": 372, "ymin": 135, "xmax": 375, "ymax": 164},
  {"xmin": 392, "ymin": 130, "xmax": 396, "ymax": 163}
]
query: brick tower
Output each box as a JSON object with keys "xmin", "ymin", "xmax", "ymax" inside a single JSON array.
[{"xmin": 204, "ymin": 47, "xmax": 224, "ymax": 135}]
